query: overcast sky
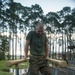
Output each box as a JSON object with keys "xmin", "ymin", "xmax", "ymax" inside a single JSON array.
[{"xmin": 14, "ymin": 0, "xmax": 75, "ymax": 14}]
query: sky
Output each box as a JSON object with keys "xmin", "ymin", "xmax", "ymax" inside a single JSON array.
[{"xmin": 14, "ymin": 0, "xmax": 75, "ymax": 14}]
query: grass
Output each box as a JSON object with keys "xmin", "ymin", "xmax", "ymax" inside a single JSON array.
[
  {"xmin": 0, "ymin": 60, "xmax": 12, "ymax": 75},
  {"xmin": 0, "ymin": 71, "xmax": 12, "ymax": 75},
  {"xmin": 0, "ymin": 60, "xmax": 29, "ymax": 75}
]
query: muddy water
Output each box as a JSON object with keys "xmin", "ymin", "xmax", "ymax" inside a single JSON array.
[{"xmin": 10, "ymin": 68, "xmax": 28, "ymax": 75}]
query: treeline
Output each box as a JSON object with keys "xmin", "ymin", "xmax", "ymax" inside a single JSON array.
[{"xmin": 0, "ymin": 0, "xmax": 75, "ymax": 60}]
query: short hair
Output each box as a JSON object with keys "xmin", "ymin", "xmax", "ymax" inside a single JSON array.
[{"xmin": 35, "ymin": 22, "xmax": 44, "ymax": 29}]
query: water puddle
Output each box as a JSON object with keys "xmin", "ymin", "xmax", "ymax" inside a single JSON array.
[{"xmin": 10, "ymin": 68, "xmax": 28, "ymax": 75}]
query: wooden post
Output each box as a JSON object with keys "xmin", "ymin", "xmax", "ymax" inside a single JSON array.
[
  {"xmin": 46, "ymin": 57, "xmax": 67, "ymax": 67},
  {"xmin": 6, "ymin": 58, "xmax": 29, "ymax": 67},
  {"xmin": 15, "ymin": 64, "xmax": 19, "ymax": 75},
  {"xmin": 6, "ymin": 58, "xmax": 29, "ymax": 75},
  {"xmin": 6, "ymin": 57, "xmax": 67, "ymax": 75}
]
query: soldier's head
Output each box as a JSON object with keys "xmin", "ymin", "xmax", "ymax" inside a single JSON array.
[{"xmin": 35, "ymin": 22, "xmax": 44, "ymax": 36}]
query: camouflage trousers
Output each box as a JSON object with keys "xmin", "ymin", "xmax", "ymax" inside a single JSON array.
[{"xmin": 27, "ymin": 55, "xmax": 51, "ymax": 75}]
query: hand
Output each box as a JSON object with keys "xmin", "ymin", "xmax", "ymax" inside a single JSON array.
[
  {"xmin": 24, "ymin": 56, "xmax": 27, "ymax": 59},
  {"xmin": 46, "ymin": 56, "xmax": 49, "ymax": 59}
]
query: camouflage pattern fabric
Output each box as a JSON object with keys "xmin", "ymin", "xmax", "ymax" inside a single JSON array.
[{"xmin": 27, "ymin": 55, "xmax": 52, "ymax": 75}]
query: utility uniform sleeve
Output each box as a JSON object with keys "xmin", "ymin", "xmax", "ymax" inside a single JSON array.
[{"xmin": 26, "ymin": 31, "xmax": 33, "ymax": 42}]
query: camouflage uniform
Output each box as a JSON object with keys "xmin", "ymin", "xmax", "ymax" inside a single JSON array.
[{"xmin": 27, "ymin": 55, "xmax": 51, "ymax": 75}]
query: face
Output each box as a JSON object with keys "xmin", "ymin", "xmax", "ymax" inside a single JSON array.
[{"xmin": 36, "ymin": 27, "xmax": 44, "ymax": 36}]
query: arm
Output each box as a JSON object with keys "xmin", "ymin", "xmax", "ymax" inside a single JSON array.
[
  {"xmin": 45, "ymin": 41, "xmax": 49, "ymax": 57},
  {"xmin": 24, "ymin": 40, "xmax": 30, "ymax": 58}
]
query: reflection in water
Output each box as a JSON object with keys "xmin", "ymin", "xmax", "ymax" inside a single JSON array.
[{"xmin": 10, "ymin": 68, "xmax": 28, "ymax": 75}]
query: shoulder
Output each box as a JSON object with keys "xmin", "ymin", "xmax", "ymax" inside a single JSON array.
[
  {"xmin": 26, "ymin": 31, "xmax": 35, "ymax": 40},
  {"xmin": 42, "ymin": 32, "xmax": 46, "ymax": 36},
  {"xmin": 42, "ymin": 32, "xmax": 48, "ymax": 41},
  {"xmin": 28, "ymin": 31, "xmax": 35, "ymax": 35}
]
